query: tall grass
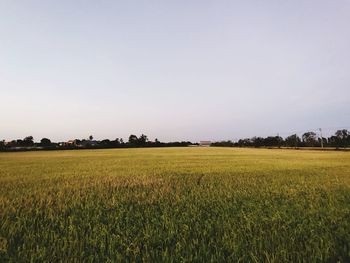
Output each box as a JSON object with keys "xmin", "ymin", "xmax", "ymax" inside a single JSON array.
[{"xmin": 0, "ymin": 148, "xmax": 349, "ymax": 262}]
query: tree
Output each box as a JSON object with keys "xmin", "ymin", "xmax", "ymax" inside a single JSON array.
[
  {"xmin": 100, "ymin": 139, "xmax": 111, "ymax": 146},
  {"xmin": 251, "ymin": 137, "xmax": 264, "ymax": 147},
  {"xmin": 335, "ymin": 129, "xmax": 348, "ymax": 140},
  {"xmin": 89, "ymin": 135, "xmax": 93, "ymax": 141},
  {"xmin": 335, "ymin": 129, "xmax": 349, "ymax": 148},
  {"xmin": 128, "ymin": 134, "xmax": 138, "ymax": 145},
  {"xmin": 40, "ymin": 138, "xmax": 52, "ymax": 147},
  {"xmin": 23, "ymin": 136, "xmax": 34, "ymax": 147},
  {"xmin": 113, "ymin": 138, "xmax": 120, "ymax": 146},
  {"xmin": 263, "ymin": 136, "xmax": 283, "ymax": 147},
  {"xmin": 16, "ymin": 139, "xmax": 24, "ymax": 147},
  {"xmin": 0, "ymin": 140, "xmax": 4, "ymax": 150},
  {"xmin": 211, "ymin": 140, "xmax": 234, "ymax": 147},
  {"xmin": 318, "ymin": 137, "xmax": 327, "ymax": 147},
  {"xmin": 138, "ymin": 134, "xmax": 148, "ymax": 145},
  {"xmin": 154, "ymin": 138, "xmax": 161, "ymax": 146},
  {"xmin": 285, "ymin": 134, "xmax": 301, "ymax": 147},
  {"xmin": 302, "ymin": 132, "xmax": 317, "ymax": 147}
]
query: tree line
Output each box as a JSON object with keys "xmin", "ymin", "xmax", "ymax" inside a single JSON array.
[
  {"xmin": 0, "ymin": 134, "xmax": 195, "ymax": 151},
  {"xmin": 1, "ymin": 129, "xmax": 349, "ymax": 151},
  {"xmin": 212, "ymin": 129, "xmax": 350, "ymax": 148}
]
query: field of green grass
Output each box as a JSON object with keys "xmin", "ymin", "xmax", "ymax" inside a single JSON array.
[{"xmin": 0, "ymin": 147, "xmax": 349, "ymax": 262}]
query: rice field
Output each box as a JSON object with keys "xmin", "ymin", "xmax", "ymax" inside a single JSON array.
[{"xmin": 0, "ymin": 147, "xmax": 349, "ymax": 262}]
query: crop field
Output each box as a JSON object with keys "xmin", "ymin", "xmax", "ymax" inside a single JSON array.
[{"xmin": 0, "ymin": 148, "xmax": 350, "ymax": 262}]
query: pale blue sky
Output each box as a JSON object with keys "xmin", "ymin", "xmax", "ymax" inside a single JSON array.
[{"xmin": 1, "ymin": 0, "xmax": 350, "ymax": 142}]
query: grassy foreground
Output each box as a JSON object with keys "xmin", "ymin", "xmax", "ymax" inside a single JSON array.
[{"xmin": 0, "ymin": 148, "xmax": 349, "ymax": 262}]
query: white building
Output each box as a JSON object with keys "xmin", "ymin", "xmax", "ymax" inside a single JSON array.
[{"xmin": 199, "ymin": 141, "xmax": 211, "ymax": 147}]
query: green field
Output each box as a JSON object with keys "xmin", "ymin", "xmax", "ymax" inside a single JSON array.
[{"xmin": 0, "ymin": 148, "xmax": 349, "ymax": 262}]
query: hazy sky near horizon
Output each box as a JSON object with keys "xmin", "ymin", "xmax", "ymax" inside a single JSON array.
[{"xmin": 1, "ymin": 0, "xmax": 350, "ymax": 142}]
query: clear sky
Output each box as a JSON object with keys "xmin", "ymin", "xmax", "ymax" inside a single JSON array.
[{"xmin": 1, "ymin": 0, "xmax": 350, "ymax": 142}]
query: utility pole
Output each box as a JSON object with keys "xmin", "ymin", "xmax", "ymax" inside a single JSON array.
[{"xmin": 319, "ymin": 128, "xmax": 324, "ymax": 149}]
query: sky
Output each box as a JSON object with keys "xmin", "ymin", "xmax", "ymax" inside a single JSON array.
[{"xmin": 1, "ymin": 0, "xmax": 350, "ymax": 142}]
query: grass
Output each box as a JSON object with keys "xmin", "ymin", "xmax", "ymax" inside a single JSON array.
[{"xmin": 0, "ymin": 147, "xmax": 349, "ymax": 262}]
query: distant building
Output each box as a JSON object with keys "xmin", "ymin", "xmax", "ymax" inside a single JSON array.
[
  {"xmin": 67, "ymin": 140, "xmax": 76, "ymax": 145},
  {"xmin": 59, "ymin": 140, "xmax": 76, "ymax": 147},
  {"xmin": 199, "ymin": 141, "xmax": 211, "ymax": 147}
]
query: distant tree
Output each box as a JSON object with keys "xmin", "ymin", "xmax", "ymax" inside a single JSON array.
[
  {"xmin": 277, "ymin": 136, "xmax": 284, "ymax": 148},
  {"xmin": 89, "ymin": 135, "xmax": 93, "ymax": 141},
  {"xmin": 113, "ymin": 138, "xmax": 120, "ymax": 147},
  {"xmin": 211, "ymin": 140, "xmax": 234, "ymax": 147},
  {"xmin": 100, "ymin": 139, "xmax": 111, "ymax": 146},
  {"xmin": 285, "ymin": 134, "xmax": 301, "ymax": 147},
  {"xmin": 302, "ymin": 132, "xmax": 317, "ymax": 147},
  {"xmin": 318, "ymin": 137, "xmax": 328, "ymax": 147},
  {"xmin": 9, "ymin": 140, "xmax": 17, "ymax": 147},
  {"xmin": 263, "ymin": 136, "xmax": 283, "ymax": 147},
  {"xmin": 251, "ymin": 137, "xmax": 264, "ymax": 147},
  {"xmin": 237, "ymin": 138, "xmax": 252, "ymax": 147},
  {"xmin": 335, "ymin": 129, "xmax": 349, "ymax": 148},
  {"xmin": 40, "ymin": 138, "xmax": 52, "ymax": 147},
  {"xmin": 23, "ymin": 136, "xmax": 34, "ymax": 147},
  {"xmin": 128, "ymin": 134, "xmax": 138, "ymax": 145},
  {"xmin": 138, "ymin": 134, "xmax": 148, "ymax": 145},
  {"xmin": 154, "ymin": 138, "xmax": 161, "ymax": 146},
  {"xmin": 335, "ymin": 129, "xmax": 348, "ymax": 140},
  {"xmin": 15, "ymin": 139, "xmax": 23, "ymax": 147},
  {"xmin": 328, "ymin": 135, "xmax": 337, "ymax": 147},
  {"xmin": 0, "ymin": 140, "xmax": 4, "ymax": 150}
]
